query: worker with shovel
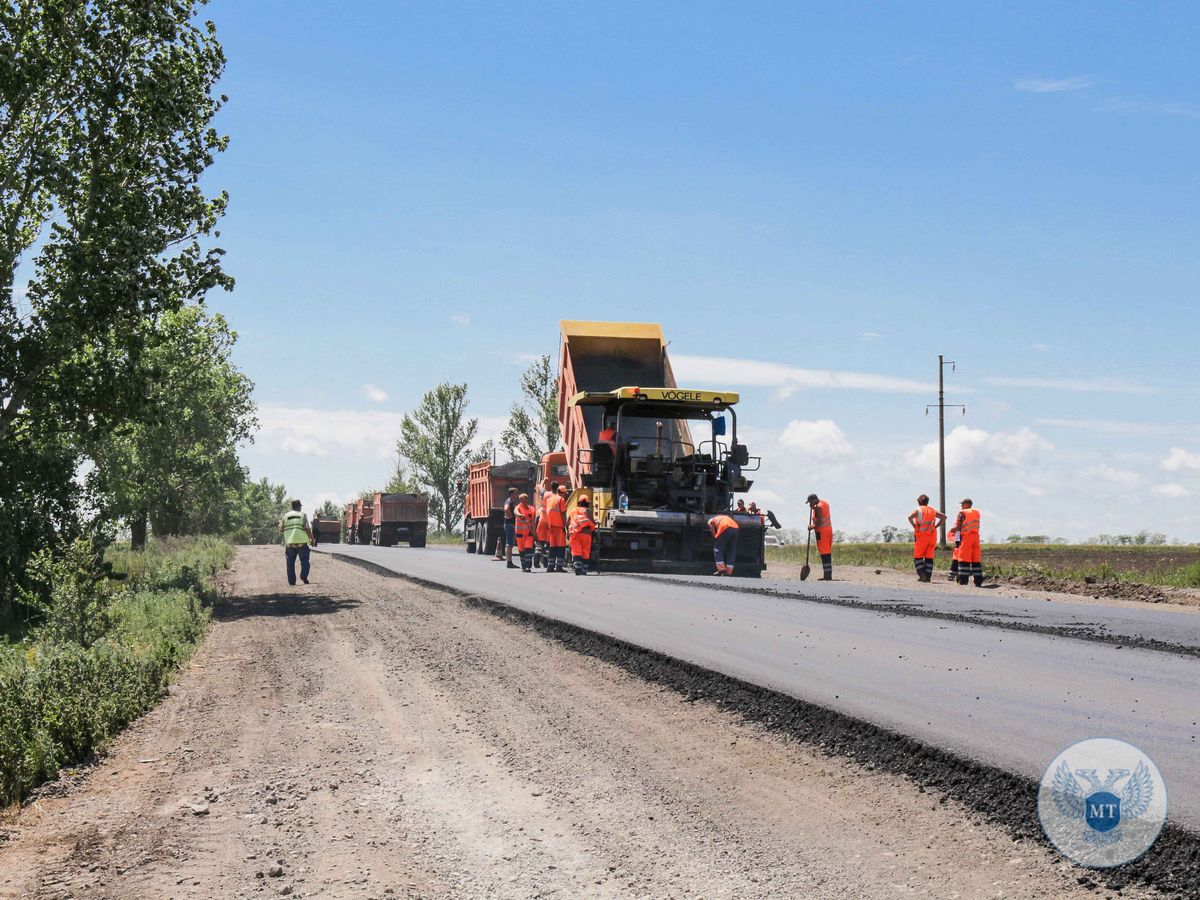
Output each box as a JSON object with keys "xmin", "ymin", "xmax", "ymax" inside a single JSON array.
[
  {"xmin": 568, "ymin": 496, "xmax": 596, "ymax": 575},
  {"xmin": 805, "ymin": 494, "xmax": 834, "ymax": 581},
  {"xmin": 514, "ymin": 493, "xmax": 538, "ymax": 572}
]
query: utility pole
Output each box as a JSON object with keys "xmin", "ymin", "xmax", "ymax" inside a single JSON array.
[{"xmin": 927, "ymin": 355, "xmax": 964, "ymax": 547}]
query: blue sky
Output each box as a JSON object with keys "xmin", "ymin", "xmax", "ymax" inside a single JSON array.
[{"xmin": 207, "ymin": 1, "xmax": 1200, "ymax": 539}]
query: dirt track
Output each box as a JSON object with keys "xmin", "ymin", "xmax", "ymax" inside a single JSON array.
[{"xmin": 0, "ymin": 548, "xmax": 1144, "ymax": 898}]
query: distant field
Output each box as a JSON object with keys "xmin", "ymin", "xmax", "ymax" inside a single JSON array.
[{"xmin": 766, "ymin": 542, "xmax": 1200, "ymax": 587}]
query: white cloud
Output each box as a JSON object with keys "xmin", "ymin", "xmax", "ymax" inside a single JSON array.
[
  {"xmin": 857, "ymin": 331, "xmax": 882, "ymax": 340},
  {"xmin": 1031, "ymin": 343, "xmax": 1052, "ymax": 353},
  {"xmin": 1098, "ymin": 97, "xmax": 1200, "ymax": 121},
  {"xmin": 906, "ymin": 425, "xmax": 1051, "ymax": 472},
  {"xmin": 1152, "ymin": 483, "xmax": 1190, "ymax": 499},
  {"xmin": 1021, "ymin": 484, "xmax": 1047, "ymax": 498},
  {"xmin": 450, "ymin": 313, "xmax": 472, "ymax": 326},
  {"xmin": 1037, "ymin": 418, "xmax": 1177, "ymax": 436},
  {"xmin": 1080, "ymin": 464, "xmax": 1141, "ymax": 487},
  {"xmin": 779, "ymin": 419, "xmax": 854, "ymax": 461},
  {"xmin": 672, "ymin": 355, "xmax": 929, "ymax": 396},
  {"xmin": 1162, "ymin": 447, "xmax": 1200, "ymax": 472},
  {"xmin": 361, "ymin": 384, "xmax": 388, "ymax": 403},
  {"xmin": 984, "ymin": 375, "xmax": 1156, "ymax": 394},
  {"xmin": 257, "ymin": 405, "xmax": 406, "ymax": 460},
  {"xmin": 1015, "ymin": 77, "xmax": 1093, "ymax": 93}
]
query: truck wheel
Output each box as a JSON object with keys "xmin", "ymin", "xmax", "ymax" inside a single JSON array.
[
  {"xmin": 482, "ymin": 522, "xmax": 496, "ymax": 557},
  {"xmin": 409, "ymin": 537, "xmax": 426, "ymax": 548}
]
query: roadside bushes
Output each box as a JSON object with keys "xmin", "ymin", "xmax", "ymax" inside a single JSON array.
[{"xmin": 0, "ymin": 538, "xmax": 226, "ymax": 807}]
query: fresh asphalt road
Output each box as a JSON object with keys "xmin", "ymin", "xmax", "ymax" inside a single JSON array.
[{"xmin": 320, "ymin": 544, "xmax": 1200, "ymax": 831}]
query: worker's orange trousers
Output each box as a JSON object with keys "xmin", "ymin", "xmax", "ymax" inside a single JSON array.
[
  {"xmin": 913, "ymin": 534, "xmax": 937, "ymax": 559},
  {"xmin": 958, "ymin": 534, "xmax": 981, "ymax": 564},
  {"xmin": 814, "ymin": 527, "xmax": 833, "ymax": 555},
  {"xmin": 548, "ymin": 526, "xmax": 566, "ymax": 549}
]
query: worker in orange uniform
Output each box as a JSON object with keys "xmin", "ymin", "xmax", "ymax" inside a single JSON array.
[
  {"xmin": 907, "ymin": 494, "xmax": 947, "ymax": 583},
  {"xmin": 952, "ymin": 498, "xmax": 983, "ymax": 586},
  {"xmin": 709, "ymin": 513, "xmax": 740, "ymax": 576},
  {"xmin": 543, "ymin": 484, "xmax": 568, "ymax": 573},
  {"xmin": 568, "ymin": 496, "xmax": 596, "ymax": 575},
  {"xmin": 946, "ymin": 527, "xmax": 962, "ymax": 581},
  {"xmin": 806, "ymin": 493, "xmax": 833, "ymax": 580},
  {"xmin": 533, "ymin": 479, "xmax": 556, "ymax": 569},
  {"xmin": 513, "ymin": 492, "xmax": 538, "ymax": 572}
]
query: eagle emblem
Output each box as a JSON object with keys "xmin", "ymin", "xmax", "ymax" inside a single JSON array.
[{"xmin": 1051, "ymin": 761, "xmax": 1155, "ymax": 844}]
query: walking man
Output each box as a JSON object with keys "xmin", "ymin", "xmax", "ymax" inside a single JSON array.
[
  {"xmin": 806, "ymin": 493, "xmax": 834, "ymax": 580},
  {"xmin": 279, "ymin": 500, "xmax": 314, "ymax": 586},
  {"xmin": 952, "ymin": 498, "xmax": 984, "ymax": 586},
  {"xmin": 514, "ymin": 492, "xmax": 538, "ymax": 572},
  {"xmin": 907, "ymin": 494, "xmax": 947, "ymax": 582},
  {"xmin": 568, "ymin": 496, "xmax": 596, "ymax": 575}
]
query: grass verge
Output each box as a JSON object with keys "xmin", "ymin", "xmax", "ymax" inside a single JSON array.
[{"xmin": 0, "ymin": 536, "xmax": 230, "ymax": 807}]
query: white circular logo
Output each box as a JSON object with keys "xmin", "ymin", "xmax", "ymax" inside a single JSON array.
[{"xmin": 1038, "ymin": 737, "xmax": 1168, "ymax": 868}]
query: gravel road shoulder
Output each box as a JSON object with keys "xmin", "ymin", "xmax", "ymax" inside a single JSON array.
[{"xmin": 0, "ymin": 547, "xmax": 1147, "ymax": 898}]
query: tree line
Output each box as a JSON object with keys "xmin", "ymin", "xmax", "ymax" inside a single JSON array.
[
  {"xmin": 351, "ymin": 355, "xmax": 559, "ymax": 534},
  {"xmin": 0, "ymin": 3, "xmax": 275, "ymax": 613}
]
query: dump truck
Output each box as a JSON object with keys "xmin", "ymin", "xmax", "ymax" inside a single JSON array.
[
  {"xmin": 558, "ymin": 320, "xmax": 767, "ymax": 576},
  {"xmin": 463, "ymin": 459, "xmax": 538, "ymax": 556},
  {"xmin": 311, "ymin": 515, "xmax": 341, "ymax": 545},
  {"xmin": 345, "ymin": 498, "xmax": 374, "ymax": 544},
  {"xmin": 369, "ymin": 491, "xmax": 429, "ymax": 547}
]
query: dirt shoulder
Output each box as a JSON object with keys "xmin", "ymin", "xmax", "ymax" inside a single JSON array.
[
  {"xmin": 0, "ymin": 547, "xmax": 1148, "ymax": 898},
  {"xmin": 768, "ymin": 560, "xmax": 1200, "ymax": 613}
]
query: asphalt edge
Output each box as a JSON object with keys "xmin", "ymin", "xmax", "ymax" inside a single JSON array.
[{"xmin": 332, "ymin": 551, "xmax": 1200, "ymax": 896}]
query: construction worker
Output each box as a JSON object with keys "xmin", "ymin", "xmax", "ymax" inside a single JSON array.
[
  {"xmin": 514, "ymin": 492, "xmax": 538, "ymax": 572},
  {"xmin": 544, "ymin": 485, "xmax": 568, "ymax": 572},
  {"xmin": 806, "ymin": 494, "xmax": 833, "ymax": 580},
  {"xmin": 533, "ymin": 479, "xmax": 553, "ymax": 569},
  {"xmin": 953, "ymin": 498, "xmax": 984, "ymax": 586},
  {"xmin": 279, "ymin": 500, "xmax": 314, "ymax": 586},
  {"xmin": 568, "ymin": 496, "xmax": 596, "ymax": 575},
  {"xmin": 947, "ymin": 527, "xmax": 962, "ymax": 581},
  {"xmin": 496, "ymin": 486, "xmax": 519, "ymax": 567},
  {"xmin": 907, "ymin": 494, "xmax": 947, "ymax": 583},
  {"xmin": 709, "ymin": 513, "xmax": 740, "ymax": 575}
]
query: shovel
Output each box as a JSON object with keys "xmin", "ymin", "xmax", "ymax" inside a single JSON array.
[{"xmin": 800, "ymin": 521, "xmax": 813, "ymax": 581}]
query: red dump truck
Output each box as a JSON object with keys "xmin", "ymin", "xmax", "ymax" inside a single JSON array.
[
  {"xmin": 463, "ymin": 459, "xmax": 538, "ymax": 556},
  {"xmin": 343, "ymin": 498, "xmax": 374, "ymax": 544},
  {"xmin": 368, "ymin": 491, "xmax": 429, "ymax": 547}
]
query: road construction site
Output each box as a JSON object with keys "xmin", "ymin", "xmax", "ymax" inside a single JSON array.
[{"xmin": 2, "ymin": 547, "xmax": 1186, "ymax": 899}]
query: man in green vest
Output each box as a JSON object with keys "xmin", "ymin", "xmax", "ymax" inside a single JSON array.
[{"xmin": 279, "ymin": 500, "xmax": 315, "ymax": 585}]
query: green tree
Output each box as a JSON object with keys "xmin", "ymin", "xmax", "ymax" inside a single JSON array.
[
  {"xmin": 396, "ymin": 383, "xmax": 478, "ymax": 532},
  {"xmin": 385, "ymin": 461, "xmax": 420, "ymax": 494},
  {"xmin": 90, "ymin": 306, "xmax": 255, "ymax": 546},
  {"xmin": 0, "ymin": 2, "xmax": 231, "ymax": 604},
  {"xmin": 233, "ymin": 477, "xmax": 289, "ymax": 544},
  {"xmin": 498, "ymin": 355, "xmax": 559, "ymax": 462},
  {"xmin": 316, "ymin": 500, "xmax": 340, "ymax": 517}
]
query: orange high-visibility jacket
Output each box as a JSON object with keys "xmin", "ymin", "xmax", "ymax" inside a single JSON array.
[
  {"xmin": 710, "ymin": 514, "xmax": 739, "ymax": 537},
  {"xmin": 569, "ymin": 507, "xmax": 595, "ymax": 535},
  {"xmin": 912, "ymin": 505, "xmax": 938, "ymax": 535},
  {"xmin": 811, "ymin": 500, "xmax": 831, "ymax": 530},
  {"xmin": 959, "ymin": 509, "xmax": 981, "ymax": 535},
  {"xmin": 544, "ymin": 494, "xmax": 566, "ymax": 529},
  {"xmin": 514, "ymin": 502, "xmax": 537, "ymax": 536}
]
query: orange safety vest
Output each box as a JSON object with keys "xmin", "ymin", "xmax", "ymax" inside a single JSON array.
[
  {"xmin": 569, "ymin": 507, "xmax": 595, "ymax": 535},
  {"xmin": 959, "ymin": 509, "xmax": 981, "ymax": 535},
  {"xmin": 811, "ymin": 500, "xmax": 831, "ymax": 530},
  {"xmin": 913, "ymin": 505, "xmax": 937, "ymax": 534},
  {"xmin": 514, "ymin": 502, "xmax": 536, "ymax": 536},
  {"xmin": 710, "ymin": 514, "xmax": 739, "ymax": 537},
  {"xmin": 544, "ymin": 494, "xmax": 566, "ymax": 529}
]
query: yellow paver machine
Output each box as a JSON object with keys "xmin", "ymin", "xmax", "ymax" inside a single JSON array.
[{"xmin": 557, "ymin": 320, "xmax": 770, "ymax": 577}]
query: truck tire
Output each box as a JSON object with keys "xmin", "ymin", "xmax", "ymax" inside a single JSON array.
[
  {"xmin": 409, "ymin": 536, "xmax": 426, "ymax": 548},
  {"xmin": 371, "ymin": 527, "xmax": 380, "ymax": 546},
  {"xmin": 482, "ymin": 521, "xmax": 497, "ymax": 557}
]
